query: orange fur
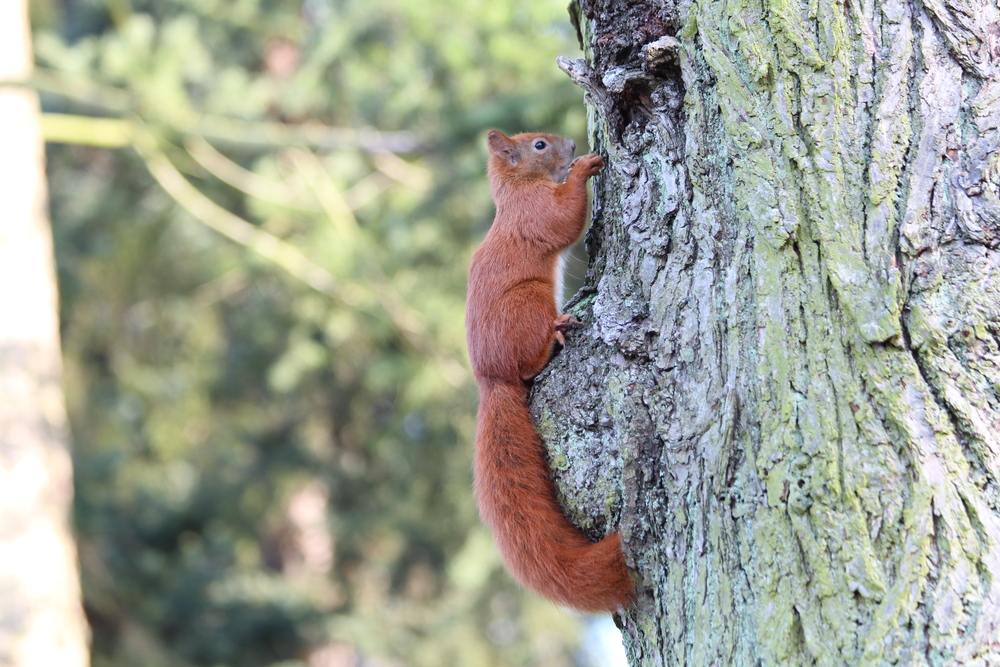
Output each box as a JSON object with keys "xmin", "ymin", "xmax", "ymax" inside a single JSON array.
[{"xmin": 465, "ymin": 131, "xmax": 634, "ymax": 613}]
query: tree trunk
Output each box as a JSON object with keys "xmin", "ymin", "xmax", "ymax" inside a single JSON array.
[
  {"xmin": 538, "ymin": 0, "xmax": 1000, "ymax": 664},
  {"xmin": 0, "ymin": 1, "xmax": 90, "ymax": 664}
]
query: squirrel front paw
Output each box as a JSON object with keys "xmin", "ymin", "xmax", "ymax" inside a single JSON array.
[{"xmin": 571, "ymin": 153, "xmax": 604, "ymax": 178}]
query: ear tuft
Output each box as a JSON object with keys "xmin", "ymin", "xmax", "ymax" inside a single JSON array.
[{"xmin": 487, "ymin": 130, "xmax": 518, "ymax": 164}]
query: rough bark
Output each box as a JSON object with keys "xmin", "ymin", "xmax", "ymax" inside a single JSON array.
[
  {"xmin": 0, "ymin": 0, "xmax": 91, "ymax": 664},
  {"xmin": 536, "ymin": 0, "xmax": 1000, "ymax": 664}
]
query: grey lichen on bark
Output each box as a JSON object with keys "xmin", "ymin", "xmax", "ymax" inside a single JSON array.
[{"xmin": 534, "ymin": 0, "xmax": 1000, "ymax": 664}]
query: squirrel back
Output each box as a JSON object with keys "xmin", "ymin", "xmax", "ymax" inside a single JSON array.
[{"xmin": 465, "ymin": 130, "xmax": 634, "ymax": 613}]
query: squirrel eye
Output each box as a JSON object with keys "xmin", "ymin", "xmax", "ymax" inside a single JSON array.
[{"xmin": 534, "ymin": 140, "xmax": 546, "ymax": 150}]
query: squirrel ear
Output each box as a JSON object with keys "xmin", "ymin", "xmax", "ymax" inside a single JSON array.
[{"xmin": 487, "ymin": 130, "xmax": 519, "ymax": 164}]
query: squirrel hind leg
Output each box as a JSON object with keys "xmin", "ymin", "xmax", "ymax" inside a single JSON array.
[
  {"xmin": 553, "ymin": 313, "xmax": 582, "ymax": 330},
  {"xmin": 552, "ymin": 314, "xmax": 582, "ymax": 347}
]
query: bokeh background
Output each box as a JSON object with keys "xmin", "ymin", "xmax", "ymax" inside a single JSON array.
[{"xmin": 28, "ymin": 0, "xmax": 619, "ymax": 664}]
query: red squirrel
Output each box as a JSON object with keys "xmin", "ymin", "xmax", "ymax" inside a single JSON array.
[{"xmin": 465, "ymin": 130, "xmax": 634, "ymax": 613}]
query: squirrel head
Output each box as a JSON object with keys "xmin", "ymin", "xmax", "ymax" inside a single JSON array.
[{"xmin": 486, "ymin": 130, "xmax": 577, "ymax": 184}]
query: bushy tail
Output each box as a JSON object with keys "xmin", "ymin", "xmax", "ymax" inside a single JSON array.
[{"xmin": 473, "ymin": 381, "xmax": 634, "ymax": 612}]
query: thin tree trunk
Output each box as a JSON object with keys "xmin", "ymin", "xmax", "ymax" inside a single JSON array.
[
  {"xmin": 538, "ymin": 0, "xmax": 1000, "ymax": 663},
  {"xmin": 0, "ymin": 0, "xmax": 90, "ymax": 664}
]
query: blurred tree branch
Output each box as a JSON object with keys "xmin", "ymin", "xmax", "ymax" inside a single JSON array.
[
  {"xmin": 40, "ymin": 113, "xmax": 132, "ymax": 147},
  {"xmin": 183, "ymin": 138, "xmax": 431, "ymax": 212},
  {"xmin": 4, "ymin": 69, "xmax": 425, "ymax": 153},
  {"xmin": 183, "ymin": 136, "xmax": 321, "ymax": 211},
  {"xmin": 130, "ymin": 120, "xmax": 342, "ymax": 295},
  {"xmin": 0, "ymin": 71, "xmax": 464, "ymax": 384},
  {"xmin": 128, "ymin": 122, "xmax": 467, "ymax": 387}
]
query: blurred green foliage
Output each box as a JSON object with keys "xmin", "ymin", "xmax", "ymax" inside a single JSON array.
[{"xmin": 31, "ymin": 0, "xmax": 594, "ymax": 664}]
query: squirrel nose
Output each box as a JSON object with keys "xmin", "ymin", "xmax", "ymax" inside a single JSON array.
[{"xmin": 569, "ymin": 141, "xmax": 576, "ymax": 153}]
